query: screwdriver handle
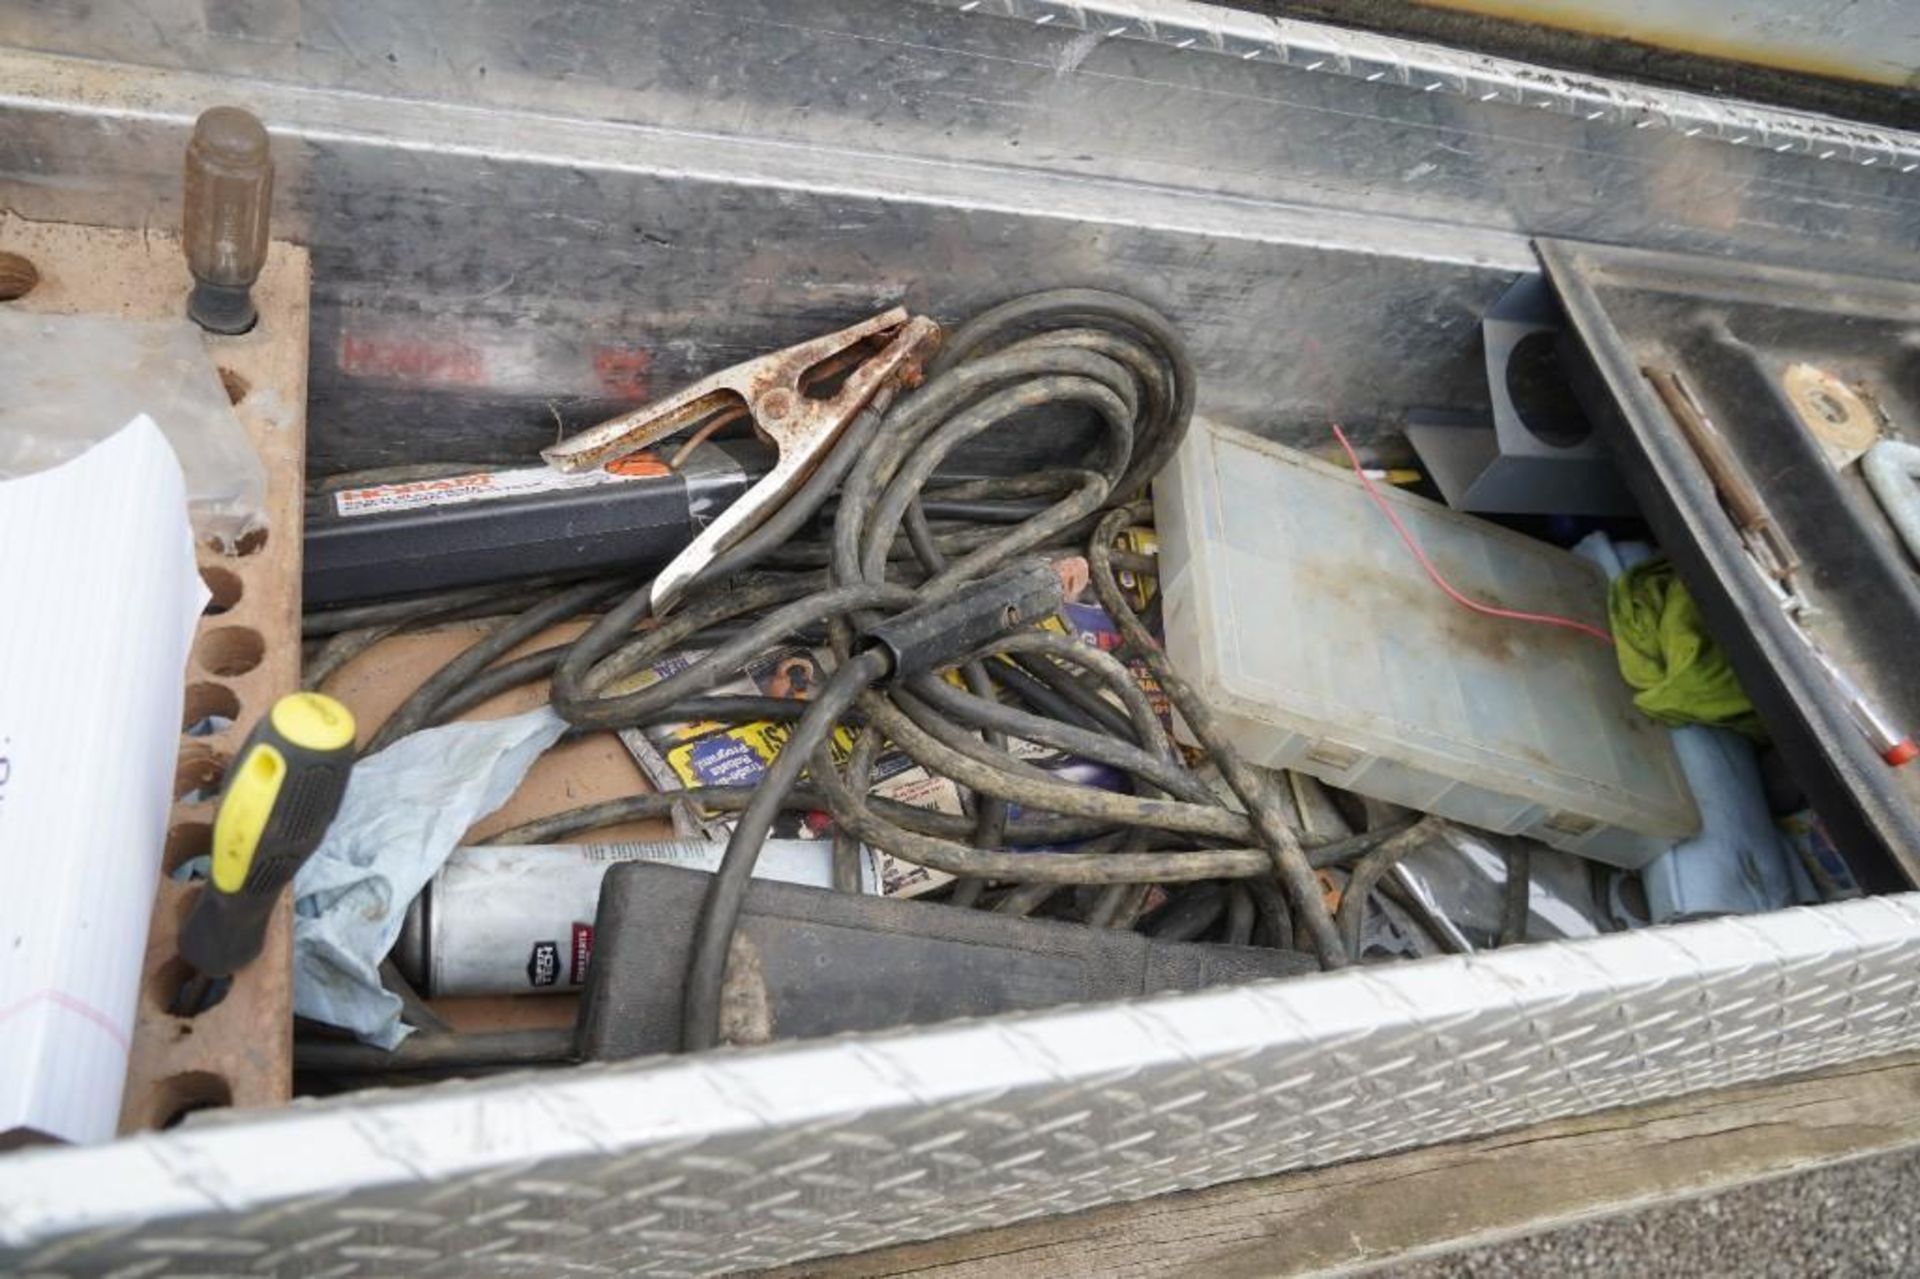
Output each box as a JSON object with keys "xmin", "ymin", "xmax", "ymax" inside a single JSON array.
[{"xmin": 178, "ymin": 693, "xmax": 356, "ymax": 979}]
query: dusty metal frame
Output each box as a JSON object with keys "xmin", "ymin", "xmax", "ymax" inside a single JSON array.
[{"xmin": 4, "ymin": 2, "xmax": 1920, "ymax": 1272}]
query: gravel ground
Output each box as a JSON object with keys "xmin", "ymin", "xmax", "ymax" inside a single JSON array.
[{"xmin": 1385, "ymin": 1148, "xmax": 1920, "ymax": 1278}]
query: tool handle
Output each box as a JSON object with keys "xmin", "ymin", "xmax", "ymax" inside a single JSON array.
[
  {"xmin": 1644, "ymin": 368, "xmax": 1799, "ymax": 581},
  {"xmin": 1808, "ymin": 644, "xmax": 1918, "ymax": 767},
  {"xmin": 861, "ymin": 557, "xmax": 1071, "ymax": 682},
  {"xmin": 177, "ymin": 884, "xmax": 287, "ymax": 980},
  {"xmin": 178, "ymin": 693, "xmax": 356, "ymax": 979}
]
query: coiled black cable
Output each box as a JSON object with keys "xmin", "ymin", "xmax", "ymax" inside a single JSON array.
[
  {"xmin": 529, "ymin": 290, "xmax": 1353, "ymax": 1048},
  {"xmin": 319, "ymin": 289, "xmax": 1396, "ymax": 1062}
]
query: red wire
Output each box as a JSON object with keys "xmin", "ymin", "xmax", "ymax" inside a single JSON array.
[{"xmin": 1330, "ymin": 423, "xmax": 1614, "ymax": 647}]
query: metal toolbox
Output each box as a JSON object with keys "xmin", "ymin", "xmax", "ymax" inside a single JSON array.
[{"xmin": 3, "ymin": 2, "xmax": 1919, "ymax": 1273}]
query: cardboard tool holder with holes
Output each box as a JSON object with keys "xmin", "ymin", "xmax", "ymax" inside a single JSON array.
[{"xmin": 0, "ymin": 219, "xmax": 310, "ymax": 1132}]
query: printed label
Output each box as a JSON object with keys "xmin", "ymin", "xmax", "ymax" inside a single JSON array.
[
  {"xmin": 526, "ymin": 940, "xmax": 561, "ymax": 988},
  {"xmin": 570, "ymin": 922, "xmax": 594, "ymax": 986},
  {"xmin": 333, "ymin": 453, "xmax": 672, "ymax": 518},
  {"xmin": 339, "ymin": 333, "xmax": 487, "ymax": 386}
]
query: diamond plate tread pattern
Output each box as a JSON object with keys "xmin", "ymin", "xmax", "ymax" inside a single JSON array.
[
  {"xmin": 5, "ymin": 896, "xmax": 1920, "ymax": 1275},
  {"xmin": 924, "ymin": 0, "xmax": 1920, "ymax": 171}
]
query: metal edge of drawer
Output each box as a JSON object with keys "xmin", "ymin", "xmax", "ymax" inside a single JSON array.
[{"xmin": 4, "ymin": 893, "xmax": 1920, "ymax": 1275}]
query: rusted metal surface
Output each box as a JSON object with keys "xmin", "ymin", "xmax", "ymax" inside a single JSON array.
[
  {"xmin": 544, "ymin": 307, "xmax": 921, "ymax": 471},
  {"xmin": 545, "ymin": 307, "xmax": 942, "ymax": 608}
]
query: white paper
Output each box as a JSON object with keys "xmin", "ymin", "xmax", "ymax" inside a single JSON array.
[{"xmin": 0, "ymin": 416, "xmax": 209, "ymax": 1144}]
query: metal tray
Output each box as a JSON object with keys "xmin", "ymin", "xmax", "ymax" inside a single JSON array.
[{"xmin": 1543, "ymin": 240, "xmax": 1920, "ymax": 892}]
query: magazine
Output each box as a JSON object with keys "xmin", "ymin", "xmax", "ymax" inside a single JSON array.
[
  {"xmin": 611, "ymin": 593, "xmax": 1163, "ymax": 898},
  {"xmin": 612, "ymin": 644, "xmax": 962, "ymax": 897}
]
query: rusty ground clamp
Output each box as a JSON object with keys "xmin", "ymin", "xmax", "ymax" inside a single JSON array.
[{"xmin": 544, "ymin": 307, "xmax": 942, "ymax": 611}]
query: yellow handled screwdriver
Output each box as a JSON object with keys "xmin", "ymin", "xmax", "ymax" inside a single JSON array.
[{"xmin": 172, "ymin": 692, "xmax": 356, "ymax": 1015}]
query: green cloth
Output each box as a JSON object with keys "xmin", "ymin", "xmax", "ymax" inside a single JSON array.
[{"xmin": 1607, "ymin": 559, "xmax": 1764, "ymax": 737}]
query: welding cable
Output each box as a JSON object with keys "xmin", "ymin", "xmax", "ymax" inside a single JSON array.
[
  {"xmin": 651, "ymin": 298, "xmax": 1346, "ymax": 980},
  {"xmin": 904, "ymin": 632, "xmax": 1185, "ymax": 795},
  {"xmin": 991, "ymin": 880, "xmax": 1061, "ymax": 917},
  {"xmin": 881, "ymin": 479, "xmax": 1022, "ymax": 908},
  {"xmin": 1087, "ymin": 503, "xmax": 1350, "ymax": 968},
  {"xmin": 410, "ymin": 644, "xmax": 571, "ymax": 724},
  {"xmin": 833, "ymin": 727, "xmax": 891, "ymax": 894},
  {"xmin": 545, "ymin": 381, "xmax": 917, "ymax": 734},
  {"xmin": 1104, "ymin": 548, "xmax": 1160, "ymax": 577},
  {"xmin": 335, "ymin": 290, "xmax": 1411, "ymax": 1063},
  {"xmin": 946, "ymin": 877, "xmax": 990, "ymax": 909},
  {"xmin": 476, "ymin": 785, "xmax": 1113, "ymax": 848},
  {"xmin": 759, "ymin": 521, "xmax": 1011, "ymax": 571},
  {"xmin": 481, "ymin": 786, "xmax": 1416, "ymax": 878},
  {"xmin": 786, "ymin": 301, "xmax": 1255, "ymax": 873},
  {"xmin": 378, "ymin": 574, "xmax": 841, "ymax": 737},
  {"xmin": 922, "ymin": 289, "xmax": 1194, "ymax": 506},
  {"xmin": 366, "ymin": 576, "xmax": 632, "ymax": 754},
  {"xmin": 845, "ymin": 402, "xmax": 1121, "ymax": 595},
  {"xmin": 303, "ymin": 572, "xmax": 621, "ymax": 693},
  {"xmin": 683, "ymin": 647, "xmax": 891, "ymax": 1050},
  {"xmin": 1089, "ymin": 881, "xmax": 1154, "ymax": 931},
  {"xmin": 795, "ymin": 753, "xmax": 1417, "ymax": 883},
  {"xmin": 800, "ymin": 625, "xmax": 1259, "ymax": 871},
  {"xmin": 1499, "ymin": 841, "xmax": 1533, "ymax": 947},
  {"xmin": 304, "ymin": 624, "xmax": 402, "ymax": 691},
  {"xmin": 304, "ymin": 573, "xmax": 593, "ymax": 638},
  {"xmin": 1335, "ymin": 816, "xmax": 1446, "ymax": 957},
  {"xmin": 1245, "ymin": 874, "xmax": 1294, "ymax": 952},
  {"xmin": 1146, "ymin": 882, "xmax": 1229, "ymax": 942},
  {"xmin": 1223, "ymin": 884, "xmax": 1257, "ymax": 948},
  {"xmin": 992, "ymin": 649, "xmax": 1142, "ymax": 740},
  {"xmin": 370, "ymin": 555, "xmax": 1404, "ymax": 873},
  {"xmin": 865, "ymin": 459, "xmax": 1103, "ymax": 893},
  {"xmin": 568, "ymin": 581, "xmax": 916, "ymax": 729},
  {"xmin": 543, "ymin": 296, "xmax": 1253, "ymax": 863},
  {"xmin": 830, "ymin": 318, "xmax": 1169, "ymax": 601},
  {"xmin": 814, "ymin": 694, "xmax": 1251, "ymax": 842}
]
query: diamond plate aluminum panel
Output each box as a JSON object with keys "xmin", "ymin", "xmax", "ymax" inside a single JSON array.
[
  {"xmin": 5, "ymin": 896, "xmax": 1920, "ymax": 1275},
  {"xmin": 927, "ymin": 0, "xmax": 1920, "ymax": 169},
  {"xmin": 5, "ymin": 0, "xmax": 1920, "ymax": 474}
]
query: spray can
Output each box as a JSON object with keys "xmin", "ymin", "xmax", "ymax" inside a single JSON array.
[{"xmin": 392, "ymin": 839, "xmax": 875, "ymax": 998}]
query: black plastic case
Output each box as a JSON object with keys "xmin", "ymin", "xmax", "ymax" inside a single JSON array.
[{"xmin": 577, "ymin": 861, "xmax": 1318, "ymax": 1060}]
